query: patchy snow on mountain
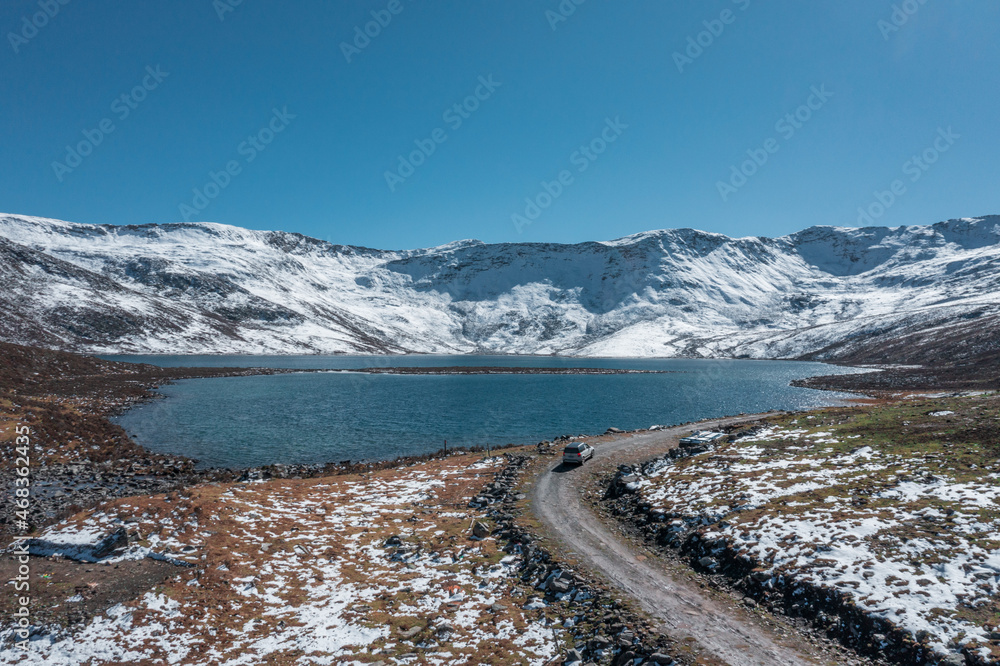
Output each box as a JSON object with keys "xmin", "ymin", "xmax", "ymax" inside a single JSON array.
[{"xmin": 1, "ymin": 213, "xmax": 999, "ymax": 359}]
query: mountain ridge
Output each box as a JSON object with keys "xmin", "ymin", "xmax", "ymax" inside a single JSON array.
[{"xmin": 2, "ymin": 212, "xmax": 999, "ymax": 363}]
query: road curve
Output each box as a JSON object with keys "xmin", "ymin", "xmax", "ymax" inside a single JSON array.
[{"xmin": 531, "ymin": 416, "xmax": 831, "ymax": 666}]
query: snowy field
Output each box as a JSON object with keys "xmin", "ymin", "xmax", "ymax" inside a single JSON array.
[
  {"xmin": 633, "ymin": 395, "xmax": 1000, "ymax": 663},
  {"xmin": 2, "ymin": 455, "xmax": 572, "ymax": 665}
]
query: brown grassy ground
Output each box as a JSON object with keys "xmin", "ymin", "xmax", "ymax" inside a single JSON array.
[{"xmin": 5, "ymin": 451, "xmax": 595, "ymax": 664}]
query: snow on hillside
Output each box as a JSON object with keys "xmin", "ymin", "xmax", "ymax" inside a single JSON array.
[{"xmin": 0, "ymin": 213, "xmax": 998, "ymax": 359}]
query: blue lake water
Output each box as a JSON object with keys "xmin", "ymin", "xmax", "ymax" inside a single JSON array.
[{"xmin": 106, "ymin": 355, "xmax": 866, "ymax": 469}]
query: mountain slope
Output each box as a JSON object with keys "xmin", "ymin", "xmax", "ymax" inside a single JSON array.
[{"xmin": 1, "ymin": 213, "xmax": 999, "ymax": 362}]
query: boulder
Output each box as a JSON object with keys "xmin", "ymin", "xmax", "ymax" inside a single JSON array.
[
  {"xmin": 471, "ymin": 521, "xmax": 490, "ymax": 538},
  {"xmin": 93, "ymin": 527, "xmax": 129, "ymax": 558},
  {"xmin": 399, "ymin": 625, "xmax": 423, "ymax": 639},
  {"xmin": 613, "ymin": 650, "xmax": 635, "ymax": 666},
  {"xmin": 589, "ymin": 635, "xmax": 610, "ymax": 649},
  {"xmin": 549, "ymin": 577, "xmax": 571, "ymax": 594}
]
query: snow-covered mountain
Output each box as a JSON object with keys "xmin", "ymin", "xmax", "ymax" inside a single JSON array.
[{"xmin": 2, "ymin": 213, "xmax": 999, "ymax": 363}]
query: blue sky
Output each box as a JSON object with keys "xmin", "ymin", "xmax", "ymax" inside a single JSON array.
[{"xmin": 1, "ymin": 1, "xmax": 997, "ymax": 249}]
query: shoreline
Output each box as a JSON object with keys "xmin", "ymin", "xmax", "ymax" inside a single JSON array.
[
  {"xmin": 6, "ymin": 341, "xmax": 997, "ymax": 664},
  {"xmin": 322, "ymin": 366, "xmax": 673, "ymax": 375},
  {"xmin": 3, "ymin": 340, "xmax": 986, "ymax": 538}
]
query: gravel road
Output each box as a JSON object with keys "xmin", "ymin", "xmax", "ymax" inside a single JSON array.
[{"xmin": 531, "ymin": 415, "xmax": 847, "ymax": 666}]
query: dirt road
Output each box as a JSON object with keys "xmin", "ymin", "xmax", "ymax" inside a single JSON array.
[{"xmin": 531, "ymin": 415, "xmax": 844, "ymax": 666}]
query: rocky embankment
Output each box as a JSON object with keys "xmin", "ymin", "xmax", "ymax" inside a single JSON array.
[{"xmin": 477, "ymin": 453, "xmax": 683, "ymax": 666}]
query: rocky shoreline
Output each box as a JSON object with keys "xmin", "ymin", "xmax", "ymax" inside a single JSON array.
[
  {"xmin": 5, "ymin": 338, "xmax": 995, "ymax": 539},
  {"xmin": 0, "ymin": 341, "xmax": 664, "ymax": 537},
  {"xmin": 0, "ymin": 342, "xmax": 321, "ymax": 536},
  {"xmin": 793, "ymin": 361, "xmax": 1000, "ymax": 395}
]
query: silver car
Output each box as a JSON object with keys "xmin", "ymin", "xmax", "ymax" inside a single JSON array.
[{"xmin": 562, "ymin": 442, "xmax": 594, "ymax": 464}]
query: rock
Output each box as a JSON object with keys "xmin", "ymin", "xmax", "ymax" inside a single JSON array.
[
  {"xmin": 697, "ymin": 556, "xmax": 718, "ymax": 570},
  {"xmin": 399, "ymin": 625, "xmax": 422, "ymax": 639},
  {"xmin": 939, "ymin": 654, "xmax": 966, "ymax": 666},
  {"xmin": 750, "ymin": 570, "xmax": 771, "ymax": 582},
  {"xmin": 564, "ymin": 648, "xmax": 583, "ymax": 663},
  {"xmin": 649, "ymin": 654, "xmax": 674, "ymax": 665},
  {"xmin": 384, "ymin": 535, "xmax": 401, "ymax": 547},
  {"xmin": 606, "ymin": 427, "xmax": 623, "ymax": 434},
  {"xmin": 549, "ymin": 577, "xmax": 571, "ymax": 594},
  {"xmin": 471, "ymin": 521, "xmax": 490, "ymax": 538},
  {"xmin": 613, "ymin": 650, "xmax": 635, "ymax": 666},
  {"xmin": 490, "ymin": 603, "xmax": 506, "ymax": 613},
  {"xmin": 589, "ymin": 635, "xmax": 610, "ymax": 649},
  {"xmin": 93, "ymin": 527, "xmax": 129, "ymax": 558}
]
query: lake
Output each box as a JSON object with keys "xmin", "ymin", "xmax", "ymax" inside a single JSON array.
[{"xmin": 106, "ymin": 355, "xmax": 865, "ymax": 469}]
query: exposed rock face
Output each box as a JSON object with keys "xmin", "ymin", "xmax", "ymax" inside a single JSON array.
[{"xmin": 2, "ymin": 213, "xmax": 1000, "ymax": 362}]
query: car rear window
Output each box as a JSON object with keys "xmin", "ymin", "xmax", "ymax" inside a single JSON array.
[{"xmin": 564, "ymin": 444, "xmax": 581, "ymax": 452}]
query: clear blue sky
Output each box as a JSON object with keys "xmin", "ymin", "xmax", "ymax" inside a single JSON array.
[{"xmin": 1, "ymin": 1, "xmax": 997, "ymax": 249}]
